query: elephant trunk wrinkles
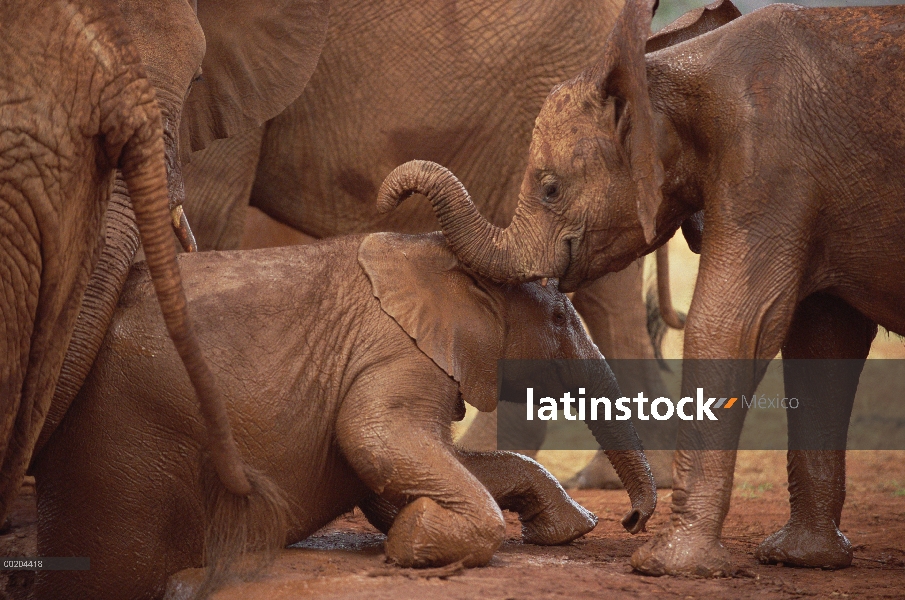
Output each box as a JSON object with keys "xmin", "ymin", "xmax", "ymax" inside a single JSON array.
[
  {"xmin": 603, "ymin": 448, "xmax": 658, "ymax": 533},
  {"xmin": 121, "ymin": 111, "xmax": 252, "ymax": 498},
  {"xmin": 377, "ymin": 160, "xmax": 531, "ymax": 283},
  {"xmin": 582, "ymin": 363, "xmax": 657, "ymax": 533},
  {"xmin": 37, "ymin": 181, "xmax": 139, "ymax": 458},
  {"xmin": 121, "ymin": 104, "xmax": 291, "ymax": 591}
]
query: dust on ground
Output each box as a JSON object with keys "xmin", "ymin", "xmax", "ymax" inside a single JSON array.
[{"xmin": 3, "ymin": 452, "xmax": 904, "ymax": 599}]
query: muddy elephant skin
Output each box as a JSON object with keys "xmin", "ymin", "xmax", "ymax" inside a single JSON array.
[
  {"xmin": 183, "ymin": 0, "xmax": 680, "ymax": 490},
  {"xmin": 3, "ymin": 0, "xmax": 332, "ymax": 592},
  {"xmin": 377, "ymin": 0, "xmax": 905, "ymax": 578},
  {"xmin": 32, "ymin": 233, "xmax": 656, "ymax": 600},
  {"xmin": 44, "ymin": 0, "xmax": 330, "ymax": 458},
  {"xmin": 0, "ymin": 0, "xmax": 302, "ymax": 579}
]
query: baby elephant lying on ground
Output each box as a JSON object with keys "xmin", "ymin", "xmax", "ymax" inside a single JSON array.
[{"xmin": 31, "ymin": 232, "xmax": 656, "ymax": 600}]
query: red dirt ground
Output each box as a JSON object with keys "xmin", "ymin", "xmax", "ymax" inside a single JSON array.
[{"xmin": 4, "ymin": 452, "xmax": 903, "ymax": 599}]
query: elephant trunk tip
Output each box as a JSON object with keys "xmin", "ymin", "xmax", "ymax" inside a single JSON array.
[{"xmin": 621, "ymin": 507, "xmax": 645, "ymax": 534}]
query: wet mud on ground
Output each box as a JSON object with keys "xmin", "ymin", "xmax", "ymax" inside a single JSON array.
[{"xmin": 3, "ymin": 452, "xmax": 905, "ymax": 599}]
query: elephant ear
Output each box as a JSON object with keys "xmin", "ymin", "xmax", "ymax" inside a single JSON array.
[
  {"xmin": 181, "ymin": 0, "xmax": 329, "ymax": 156},
  {"xmin": 359, "ymin": 233, "xmax": 503, "ymax": 412},
  {"xmin": 645, "ymin": 0, "xmax": 741, "ymax": 53},
  {"xmin": 592, "ymin": 0, "xmax": 662, "ymax": 244}
]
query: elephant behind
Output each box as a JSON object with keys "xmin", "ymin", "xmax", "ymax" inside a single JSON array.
[{"xmin": 33, "ymin": 233, "xmax": 656, "ymax": 599}]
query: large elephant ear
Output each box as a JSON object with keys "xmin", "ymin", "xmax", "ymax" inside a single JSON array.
[
  {"xmin": 359, "ymin": 233, "xmax": 503, "ymax": 412},
  {"xmin": 646, "ymin": 0, "xmax": 741, "ymax": 53},
  {"xmin": 182, "ymin": 0, "xmax": 329, "ymax": 156},
  {"xmin": 592, "ymin": 0, "xmax": 662, "ymax": 244}
]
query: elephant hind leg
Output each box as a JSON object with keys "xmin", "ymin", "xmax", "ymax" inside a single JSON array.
[{"xmin": 755, "ymin": 293, "xmax": 876, "ymax": 569}]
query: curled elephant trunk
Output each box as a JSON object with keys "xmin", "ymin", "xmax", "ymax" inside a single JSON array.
[
  {"xmin": 378, "ymin": 160, "xmax": 534, "ymax": 283},
  {"xmin": 580, "ymin": 362, "xmax": 657, "ymax": 534},
  {"xmin": 656, "ymin": 245, "xmax": 685, "ymax": 330},
  {"xmin": 602, "ymin": 449, "xmax": 657, "ymax": 534}
]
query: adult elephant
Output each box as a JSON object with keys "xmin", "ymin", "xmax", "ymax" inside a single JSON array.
[
  {"xmin": 0, "ymin": 0, "xmax": 300, "ymax": 574},
  {"xmin": 378, "ymin": 0, "xmax": 905, "ymax": 578},
  {"xmin": 36, "ymin": 0, "xmax": 329, "ymax": 457},
  {"xmin": 3, "ymin": 0, "xmax": 329, "ymax": 588},
  {"xmin": 181, "ymin": 0, "xmax": 680, "ymax": 487}
]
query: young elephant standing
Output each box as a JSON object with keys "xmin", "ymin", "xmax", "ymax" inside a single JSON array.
[
  {"xmin": 32, "ymin": 233, "xmax": 656, "ymax": 600},
  {"xmin": 377, "ymin": 0, "xmax": 905, "ymax": 578}
]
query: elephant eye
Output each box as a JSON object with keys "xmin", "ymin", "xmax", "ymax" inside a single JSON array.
[{"xmin": 542, "ymin": 179, "xmax": 560, "ymax": 202}]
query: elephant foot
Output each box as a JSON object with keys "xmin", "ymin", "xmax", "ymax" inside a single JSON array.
[
  {"xmin": 385, "ymin": 496, "xmax": 504, "ymax": 568},
  {"xmin": 520, "ymin": 496, "xmax": 597, "ymax": 545},
  {"xmin": 755, "ymin": 521, "xmax": 852, "ymax": 569},
  {"xmin": 631, "ymin": 525, "xmax": 733, "ymax": 577}
]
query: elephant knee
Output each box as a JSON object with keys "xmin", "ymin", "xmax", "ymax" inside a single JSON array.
[{"xmin": 385, "ymin": 496, "xmax": 505, "ymax": 568}]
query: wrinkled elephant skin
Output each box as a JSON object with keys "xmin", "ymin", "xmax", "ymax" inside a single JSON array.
[
  {"xmin": 33, "ymin": 234, "xmax": 656, "ymax": 600},
  {"xmin": 182, "ymin": 0, "xmax": 678, "ymax": 489},
  {"xmin": 377, "ymin": 0, "xmax": 905, "ymax": 577},
  {"xmin": 45, "ymin": 0, "xmax": 330, "ymax": 459},
  {"xmin": 3, "ymin": 0, "xmax": 331, "ymax": 593},
  {"xmin": 0, "ymin": 0, "xmax": 270, "ymax": 559}
]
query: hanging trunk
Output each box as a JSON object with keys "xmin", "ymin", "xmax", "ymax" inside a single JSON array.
[
  {"xmin": 35, "ymin": 181, "xmax": 140, "ymax": 458},
  {"xmin": 120, "ymin": 104, "xmax": 288, "ymax": 591},
  {"xmin": 120, "ymin": 113, "xmax": 252, "ymax": 496},
  {"xmin": 579, "ymin": 360, "xmax": 657, "ymax": 533},
  {"xmin": 378, "ymin": 160, "xmax": 540, "ymax": 283},
  {"xmin": 39, "ymin": 122, "xmax": 195, "ymax": 459}
]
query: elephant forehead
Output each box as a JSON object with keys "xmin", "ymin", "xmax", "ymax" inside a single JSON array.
[{"xmin": 531, "ymin": 82, "xmax": 609, "ymax": 167}]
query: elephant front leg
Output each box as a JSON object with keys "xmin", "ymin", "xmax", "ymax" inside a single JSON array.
[
  {"xmin": 755, "ymin": 293, "xmax": 876, "ymax": 569},
  {"xmin": 631, "ymin": 246, "xmax": 801, "ymax": 577},
  {"xmin": 358, "ymin": 450, "xmax": 597, "ymax": 545},
  {"xmin": 455, "ymin": 450, "xmax": 597, "ymax": 545},
  {"xmin": 336, "ymin": 379, "xmax": 505, "ymax": 568}
]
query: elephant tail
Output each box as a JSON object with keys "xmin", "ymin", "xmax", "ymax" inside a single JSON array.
[
  {"xmin": 117, "ymin": 83, "xmax": 288, "ymax": 591},
  {"xmin": 644, "ymin": 245, "xmax": 686, "ymax": 369},
  {"xmin": 655, "ymin": 245, "xmax": 686, "ymax": 331}
]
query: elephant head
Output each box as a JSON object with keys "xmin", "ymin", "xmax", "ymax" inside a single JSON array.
[
  {"xmin": 358, "ymin": 232, "xmax": 657, "ymax": 532},
  {"xmin": 376, "ymin": 0, "xmax": 738, "ymax": 291}
]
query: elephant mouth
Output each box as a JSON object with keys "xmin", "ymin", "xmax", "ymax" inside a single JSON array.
[{"xmin": 556, "ymin": 235, "xmax": 583, "ymax": 292}]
